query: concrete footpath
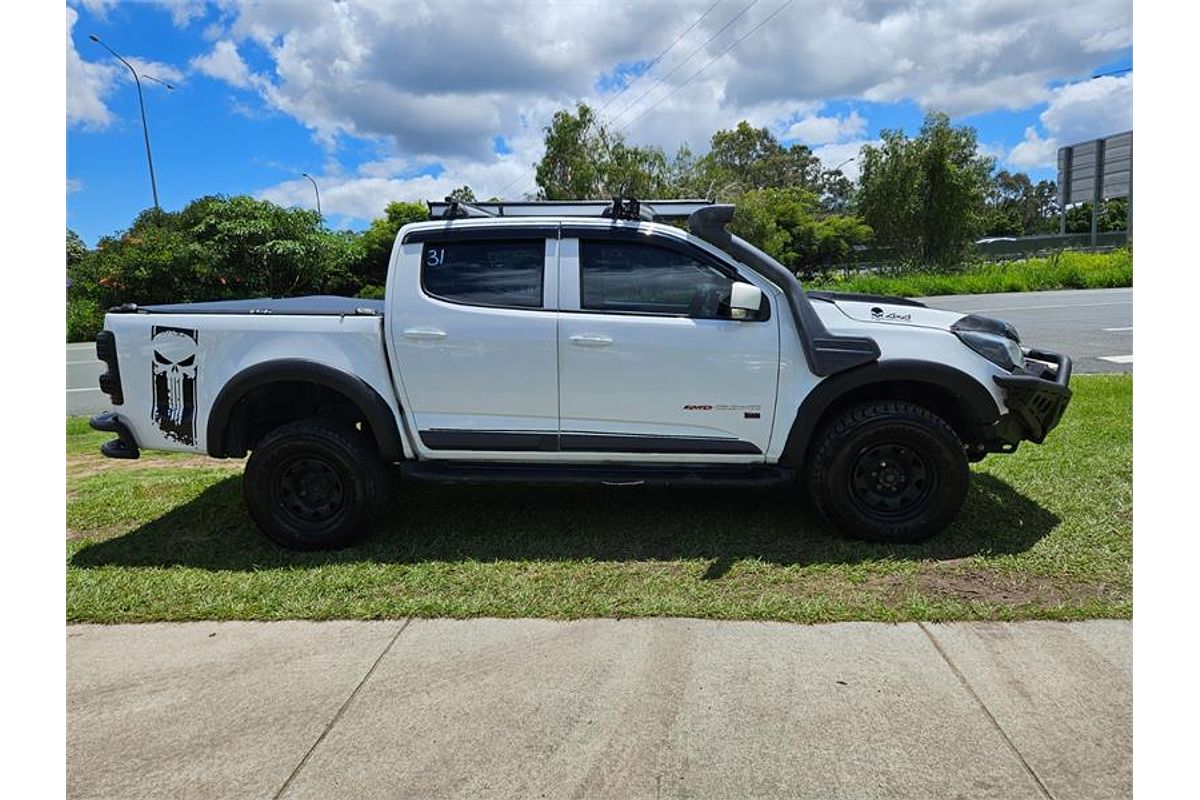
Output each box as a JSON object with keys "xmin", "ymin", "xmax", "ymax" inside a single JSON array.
[{"xmin": 67, "ymin": 618, "xmax": 1130, "ymax": 799}]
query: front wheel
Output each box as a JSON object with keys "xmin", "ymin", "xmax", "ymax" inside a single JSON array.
[
  {"xmin": 243, "ymin": 418, "xmax": 386, "ymax": 550},
  {"xmin": 807, "ymin": 401, "xmax": 969, "ymax": 543}
]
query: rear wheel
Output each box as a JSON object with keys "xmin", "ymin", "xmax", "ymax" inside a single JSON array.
[
  {"xmin": 807, "ymin": 401, "xmax": 968, "ymax": 543},
  {"xmin": 243, "ymin": 418, "xmax": 386, "ymax": 550}
]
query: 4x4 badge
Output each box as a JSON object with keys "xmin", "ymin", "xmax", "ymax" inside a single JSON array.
[{"xmin": 870, "ymin": 306, "xmax": 912, "ymax": 322}]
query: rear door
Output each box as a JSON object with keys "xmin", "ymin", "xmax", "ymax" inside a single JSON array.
[
  {"xmin": 387, "ymin": 231, "xmax": 560, "ymax": 456},
  {"xmin": 556, "ymin": 234, "xmax": 780, "ymax": 460}
]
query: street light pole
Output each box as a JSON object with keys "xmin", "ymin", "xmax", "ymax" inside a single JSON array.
[
  {"xmin": 301, "ymin": 173, "xmax": 322, "ymax": 217},
  {"xmin": 833, "ymin": 157, "xmax": 856, "ymax": 173},
  {"xmin": 89, "ymin": 34, "xmax": 171, "ymax": 211}
]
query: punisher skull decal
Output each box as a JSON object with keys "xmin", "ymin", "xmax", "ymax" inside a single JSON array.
[{"xmin": 151, "ymin": 326, "xmax": 198, "ymax": 445}]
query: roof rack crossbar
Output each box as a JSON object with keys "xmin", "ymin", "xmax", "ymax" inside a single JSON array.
[
  {"xmin": 429, "ymin": 197, "xmax": 499, "ymax": 219},
  {"xmin": 425, "ymin": 198, "xmax": 713, "ymax": 221}
]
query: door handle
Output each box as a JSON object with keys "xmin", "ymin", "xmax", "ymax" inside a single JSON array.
[
  {"xmin": 569, "ymin": 334, "xmax": 613, "ymax": 347},
  {"xmin": 403, "ymin": 327, "xmax": 447, "ymax": 341}
]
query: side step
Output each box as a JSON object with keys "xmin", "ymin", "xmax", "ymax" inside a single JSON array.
[
  {"xmin": 89, "ymin": 412, "xmax": 140, "ymax": 460},
  {"xmin": 399, "ymin": 461, "xmax": 795, "ymax": 488}
]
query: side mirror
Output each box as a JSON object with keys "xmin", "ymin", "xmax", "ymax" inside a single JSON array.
[{"xmin": 729, "ymin": 282, "xmax": 763, "ymax": 320}]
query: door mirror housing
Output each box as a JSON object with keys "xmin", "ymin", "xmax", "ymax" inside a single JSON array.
[{"xmin": 729, "ymin": 282, "xmax": 763, "ymax": 320}]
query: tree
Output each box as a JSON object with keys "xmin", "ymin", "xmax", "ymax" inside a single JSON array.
[
  {"xmin": 731, "ymin": 187, "xmax": 872, "ymax": 279},
  {"xmin": 447, "ymin": 185, "xmax": 476, "ymax": 203},
  {"xmin": 1065, "ymin": 197, "xmax": 1127, "ymax": 234},
  {"xmin": 68, "ymin": 196, "xmax": 365, "ymax": 323},
  {"xmin": 67, "ymin": 229, "xmax": 87, "ymax": 267},
  {"xmin": 856, "ymin": 112, "xmax": 994, "ymax": 267},
  {"xmin": 534, "ymin": 102, "xmax": 678, "ymax": 199},
  {"xmin": 358, "ymin": 201, "xmax": 429, "ymax": 285},
  {"xmin": 699, "ymin": 122, "xmax": 824, "ymax": 199},
  {"xmin": 984, "ymin": 170, "xmax": 1058, "ymax": 236}
]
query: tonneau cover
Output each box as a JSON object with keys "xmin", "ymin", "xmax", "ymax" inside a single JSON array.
[{"xmin": 135, "ymin": 295, "xmax": 384, "ymax": 316}]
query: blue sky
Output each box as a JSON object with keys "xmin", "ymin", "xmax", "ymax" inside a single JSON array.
[{"xmin": 67, "ymin": 1, "xmax": 1132, "ymax": 245}]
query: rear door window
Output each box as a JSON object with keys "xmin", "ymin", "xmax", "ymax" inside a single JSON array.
[{"xmin": 421, "ymin": 240, "xmax": 545, "ymax": 309}]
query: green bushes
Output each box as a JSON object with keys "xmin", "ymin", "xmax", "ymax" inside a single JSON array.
[
  {"xmin": 809, "ymin": 247, "xmax": 1132, "ymax": 297},
  {"xmin": 66, "ymin": 195, "xmax": 405, "ymax": 342},
  {"xmin": 67, "ymin": 295, "xmax": 104, "ymax": 343}
]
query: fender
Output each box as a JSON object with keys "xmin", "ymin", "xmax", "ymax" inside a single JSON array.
[
  {"xmin": 779, "ymin": 359, "xmax": 1003, "ymax": 467},
  {"xmin": 207, "ymin": 359, "xmax": 405, "ymax": 462}
]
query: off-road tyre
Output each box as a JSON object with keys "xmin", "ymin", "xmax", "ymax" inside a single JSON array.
[
  {"xmin": 807, "ymin": 401, "xmax": 968, "ymax": 544},
  {"xmin": 243, "ymin": 418, "xmax": 386, "ymax": 550}
]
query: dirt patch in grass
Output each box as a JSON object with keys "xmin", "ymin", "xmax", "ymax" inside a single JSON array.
[
  {"xmin": 67, "ymin": 453, "xmax": 242, "ymax": 478},
  {"xmin": 915, "ymin": 569, "xmax": 1121, "ymax": 607}
]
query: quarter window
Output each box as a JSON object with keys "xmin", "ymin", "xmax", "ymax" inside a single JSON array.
[
  {"xmin": 580, "ymin": 240, "xmax": 735, "ymax": 318},
  {"xmin": 422, "ymin": 240, "xmax": 544, "ymax": 308}
]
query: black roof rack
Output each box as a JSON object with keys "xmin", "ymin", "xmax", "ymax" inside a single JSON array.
[{"xmin": 426, "ymin": 197, "xmax": 714, "ymax": 222}]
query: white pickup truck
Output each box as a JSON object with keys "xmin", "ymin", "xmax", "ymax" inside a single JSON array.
[{"xmin": 90, "ymin": 199, "xmax": 1072, "ymax": 550}]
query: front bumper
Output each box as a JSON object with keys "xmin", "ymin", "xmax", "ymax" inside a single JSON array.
[{"xmin": 989, "ymin": 349, "xmax": 1073, "ymax": 449}]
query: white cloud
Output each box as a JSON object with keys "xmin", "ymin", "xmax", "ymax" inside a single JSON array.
[
  {"xmin": 810, "ymin": 140, "xmax": 881, "ymax": 182},
  {"xmin": 155, "ymin": 1, "xmax": 207, "ymax": 28},
  {"xmin": 1005, "ymin": 74, "xmax": 1132, "ymax": 169},
  {"xmin": 192, "ymin": 0, "xmax": 1132, "ymax": 215},
  {"xmin": 1007, "ymin": 127, "xmax": 1058, "ymax": 170},
  {"xmin": 67, "ymin": 7, "xmax": 116, "ymax": 129},
  {"xmin": 77, "ymin": 0, "xmax": 117, "ymax": 17},
  {"xmin": 125, "ymin": 57, "xmax": 184, "ymax": 86},
  {"xmin": 1039, "ymin": 75, "xmax": 1133, "ymax": 145},
  {"xmin": 785, "ymin": 110, "xmax": 867, "ymax": 145},
  {"xmin": 190, "ymin": 40, "xmax": 252, "ymax": 88},
  {"xmin": 74, "ymin": 0, "xmax": 206, "ymax": 27},
  {"xmin": 67, "ymin": 8, "xmax": 183, "ymax": 130},
  {"xmin": 211, "ymin": 1, "xmax": 1130, "ymax": 156},
  {"xmin": 257, "ymin": 137, "xmax": 550, "ymax": 220},
  {"xmin": 67, "ymin": 178, "xmax": 84, "ymax": 194}
]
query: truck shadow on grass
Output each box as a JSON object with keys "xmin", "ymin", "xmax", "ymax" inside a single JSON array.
[{"xmin": 70, "ymin": 472, "xmax": 1059, "ymax": 574}]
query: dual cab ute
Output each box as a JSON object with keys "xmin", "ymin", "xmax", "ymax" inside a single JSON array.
[{"xmin": 90, "ymin": 198, "xmax": 1072, "ymax": 550}]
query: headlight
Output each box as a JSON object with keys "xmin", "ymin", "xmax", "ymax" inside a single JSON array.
[{"xmin": 956, "ymin": 330, "xmax": 1025, "ymax": 371}]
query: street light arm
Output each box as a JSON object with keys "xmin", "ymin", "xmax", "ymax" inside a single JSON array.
[
  {"xmin": 141, "ymin": 74, "xmax": 175, "ymax": 90},
  {"xmin": 90, "ymin": 34, "xmax": 160, "ymax": 210},
  {"xmin": 301, "ymin": 173, "xmax": 322, "ymax": 218},
  {"xmin": 89, "ymin": 35, "xmax": 137, "ymax": 80}
]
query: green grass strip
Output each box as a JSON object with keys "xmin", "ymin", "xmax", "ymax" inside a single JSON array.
[
  {"xmin": 67, "ymin": 374, "xmax": 1131, "ymax": 623},
  {"xmin": 810, "ymin": 248, "xmax": 1132, "ymax": 297}
]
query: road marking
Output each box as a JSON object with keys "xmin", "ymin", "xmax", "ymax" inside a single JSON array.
[
  {"xmin": 965, "ymin": 301, "xmax": 1132, "ymax": 312},
  {"xmin": 1099, "ymin": 355, "xmax": 1134, "ymax": 364},
  {"xmin": 1102, "ymin": 326, "xmax": 1133, "ymax": 332},
  {"xmin": 67, "ymin": 387, "xmax": 104, "ymax": 393}
]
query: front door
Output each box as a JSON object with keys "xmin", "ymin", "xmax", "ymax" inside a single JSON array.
[{"xmin": 556, "ymin": 236, "xmax": 780, "ymax": 459}]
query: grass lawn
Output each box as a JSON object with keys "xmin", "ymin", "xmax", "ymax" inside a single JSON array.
[
  {"xmin": 66, "ymin": 374, "xmax": 1131, "ymax": 623},
  {"xmin": 809, "ymin": 248, "xmax": 1132, "ymax": 297}
]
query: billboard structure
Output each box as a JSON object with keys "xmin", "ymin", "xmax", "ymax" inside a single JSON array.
[{"xmin": 1057, "ymin": 131, "xmax": 1132, "ymax": 244}]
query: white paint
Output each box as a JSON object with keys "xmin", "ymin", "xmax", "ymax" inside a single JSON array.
[
  {"xmin": 1099, "ymin": 355, "xmax": 1134, "ymax": 364},
  {"xmin": 1102, "ymin": 326, "xmax": 1133, "ymax": 332}
]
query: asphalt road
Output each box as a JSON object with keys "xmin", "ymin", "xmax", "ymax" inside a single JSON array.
[
  {"xmin": 65, "ymin": 287, "xmax": 1131, "ymax": 415},
  {"xmin": 919, "ymin": 287, "xmax": 1132, "ymax": 374},
  {"xmin": 67, "ymin": 341, "xmax": 110, "ymax": 417}
]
